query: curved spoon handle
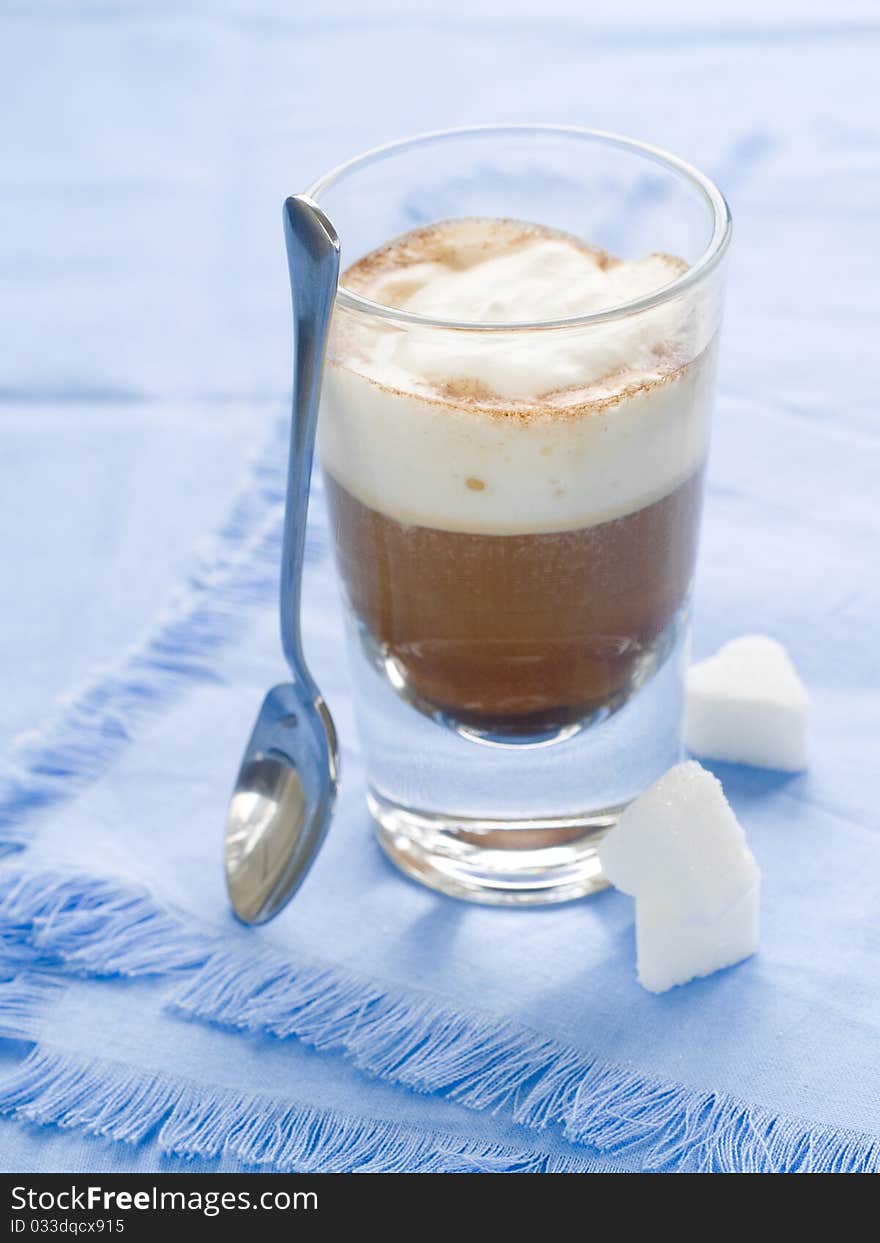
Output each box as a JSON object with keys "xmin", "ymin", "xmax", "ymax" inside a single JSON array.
[{"xmin": 281, "ymin": 195, "xmax": 340, "ymax": 679}]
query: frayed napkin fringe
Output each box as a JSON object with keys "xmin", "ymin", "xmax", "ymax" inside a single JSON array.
[
  {"xmin": 521, "ymin": 1061, "xmax": 880, "ymax": 1173},
  {"xmin": 171, "ymin": 948, "xmax": 880, "ymax": 1174},
  {"xmin": 0, "ymin": 416, "xmax": 314, "ymax": 852},
  {"xmin": 171, "ymin": 949, "xmax": 556, "ymax": 1106},
  {"xmin": 0, "ymin": 869, "xmax": 214, "ymax": 977},
  {"xmin": 1, "ymin": 868, "xmax": 877, "ymax": 1173},
  {"xmin": 0, "ymin": 1043, "xmax": 598, "ymax": 1174},
  {"xmin": 0, "ymin": 973, "xmax": 62, "ymax": 1041}
]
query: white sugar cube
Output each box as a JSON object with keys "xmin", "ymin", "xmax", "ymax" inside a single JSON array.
[
  {"xmin": 684, "ymin": 635, "xmax": 810, "ymax": 772},
  {"xmin": 599, "ymin": 761, "xmax": 760, "ymax": 993},
  {"xmin": 600, "ymin": 761, "xmax": 759, "ymax": 923},
  {"xmin": 635, "ymin": 886, "xmax": 759, "ymax": 994}
]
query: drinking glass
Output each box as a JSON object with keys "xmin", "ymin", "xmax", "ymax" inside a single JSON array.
[{"xmin": 307, "ymin": 125, "xmax": 731, "ymax": 904}]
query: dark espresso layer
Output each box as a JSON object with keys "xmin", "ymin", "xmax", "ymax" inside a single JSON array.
[{"xmin": 326, "ymin": 471, "xmax": 704, "ymax": 736}]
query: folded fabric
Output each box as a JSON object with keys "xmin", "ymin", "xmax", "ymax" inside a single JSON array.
[
  {"xmin": 3, "ymin": 0, "xmax": 879, "ymax": 1177},
  {"xmin": 0, "ymin": 393, "xmax": 878, "ymax": 1173}
]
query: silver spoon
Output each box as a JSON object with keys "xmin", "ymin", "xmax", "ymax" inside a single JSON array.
[{"xmin": 224, "ymin": 194, "xmax": 341, "ymax": 925}]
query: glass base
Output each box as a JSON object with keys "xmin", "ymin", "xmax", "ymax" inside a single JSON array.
[{"xmin": 370, "ymin": 788, "xmax": 621, "ymax": 906}]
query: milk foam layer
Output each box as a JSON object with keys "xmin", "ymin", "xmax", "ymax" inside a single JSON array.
[{"xmin": 320, "ymin": 219, "xmax": 715, "ymax": 535}]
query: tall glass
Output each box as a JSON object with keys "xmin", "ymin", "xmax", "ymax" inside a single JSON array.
[{"xmin": 308, "ymin": 126, "xmax": 730, "ymax": 905}]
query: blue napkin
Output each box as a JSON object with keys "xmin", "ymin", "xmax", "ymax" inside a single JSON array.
[
  {"xmin": 1, "ymin": 382, "xmax": 878, "ymax": 1173},
  {"xmin": 2, "ymin": 0, "xmax": 878, "ymax": 1175}
]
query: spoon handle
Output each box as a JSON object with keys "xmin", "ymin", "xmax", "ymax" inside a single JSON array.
[{"xmin": 280, "ymin": 195, "xmax": 340, "ymax": 679}]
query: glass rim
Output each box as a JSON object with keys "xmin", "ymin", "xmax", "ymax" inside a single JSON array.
[{"xmin": 306, "ymin": 123, "xmax": 732, "ymax": 333}]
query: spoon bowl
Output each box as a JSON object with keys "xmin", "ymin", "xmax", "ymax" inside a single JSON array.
[{"xmin": 226, "ymin": 684, "xmax": 338, "ymax": 924}]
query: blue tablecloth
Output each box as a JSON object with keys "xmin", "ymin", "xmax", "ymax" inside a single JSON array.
[{"xmin": 1, "ymin": 1, "xmax": 878, "ymax": 1173}]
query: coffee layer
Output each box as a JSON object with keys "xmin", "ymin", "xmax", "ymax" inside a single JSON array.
[{"xmin": 327, "ymin": 470, "xmax": 704, "ymax": 736}]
